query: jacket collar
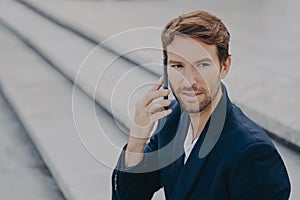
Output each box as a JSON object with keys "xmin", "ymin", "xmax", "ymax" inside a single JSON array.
[{"xmin": 168, "ymin": 83, "xmax": 233, "ymax": 199}]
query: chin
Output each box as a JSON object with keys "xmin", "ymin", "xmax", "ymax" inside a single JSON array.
[
  {"xmin": 181, "ymin": 99, "xmax": 212, "ymax": 113},
  {"xmin": 181, "ymin": 102, "xmax": 201, "ymax": 113}
]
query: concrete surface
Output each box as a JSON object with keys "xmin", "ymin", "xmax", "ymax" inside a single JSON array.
[
  {"xmin": 16, "ymin": 0, "xmax": 300, "ymax": 148},
  {"xmin": 273, "ymin": 140, "xmax": 300, "ymax": 199},
  {"xmin": 0, "ymin": 22, "xmax": 114, "ymax": 199},
  {"xmin": 0, "ymin": 80, "xmax": 65, "ymax": 199}
]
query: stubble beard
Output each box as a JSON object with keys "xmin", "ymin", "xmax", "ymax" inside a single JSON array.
[{"xmin": 176, "ymin": 82, "xmax": 221, "ymax": 114}]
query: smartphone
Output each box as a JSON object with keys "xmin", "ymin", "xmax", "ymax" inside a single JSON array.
[{"xmin": 163, "ymin": 57, "xmax": 169, "ymax": 110}]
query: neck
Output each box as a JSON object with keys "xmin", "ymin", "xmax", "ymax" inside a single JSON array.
[{"xmin": 189, "ymin": 86, "xmax": 223, "ymax": 140}]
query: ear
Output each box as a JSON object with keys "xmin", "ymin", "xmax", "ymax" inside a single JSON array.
[{"xmin": 220, "ymin": 56, "xmax": 231, "ymax": 79}]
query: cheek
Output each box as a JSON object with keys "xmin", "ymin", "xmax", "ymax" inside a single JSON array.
[
  {"xmin": 203, "ymin": 74, "xmax": 221, "ymax": 94},
  {"xmin": 195, "ymin": 70, "xmax": 219, "ymax": 89},
  {"xmin": 167, "ymin": 68, "xmax": 183, "ymax": 87}
]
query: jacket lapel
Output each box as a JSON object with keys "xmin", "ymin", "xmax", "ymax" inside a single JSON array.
[
  {"xmin": 169, "ymin": 85, "xmax": 228, "ymax": 200},
  {"xmin": 169, "ymin": 123, "xmax": 209, "ymax": 200},
  {"xmin": 159, "ymin": 110, "xmax": 190, "ymax": 196},
  {"xmin": 170, "ymin": 111, "xmax": 190, "ymax": 188},
  {"xmin": 171, "ymin": 111, "xmax": 190, "ymax": 163}
]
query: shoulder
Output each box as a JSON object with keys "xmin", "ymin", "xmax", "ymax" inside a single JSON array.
[
  {"xmin": 227, "ymin": 141, "xmax": 290, "ymax": 199},
  {"xmin": 222, "ymin": 103, "xmax": 274, "ymax": 151},
  {"xmin": 217, "ymin": 103, "xmax": 281, "ymax": 171},
  {"xmin": 221, "ymin": 104, "xmax": 290, "ymax": 198}
]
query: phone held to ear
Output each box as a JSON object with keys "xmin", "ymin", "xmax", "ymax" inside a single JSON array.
[{"xmin": 163, "ymin": 57, "xmax": 169, "ymax": 110}]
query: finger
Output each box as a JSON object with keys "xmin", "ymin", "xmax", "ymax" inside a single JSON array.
[
  {"xmin": 145, "ymin": 100, "xmax": 171, "ymax": 113},
  {"xmin": 143, "ymin": 89, "xmax": 170, "ymax": 106},
  {"xmin": 150, "ymin": 109, "xmax": 172, "ymax": 122},
  {"xmin": 149, "ymin": 76, "xmax": 164, "ymax": 92},
  {"xmin": 147, "ymin": 104, "xmax": 165, "ymax": 115}
]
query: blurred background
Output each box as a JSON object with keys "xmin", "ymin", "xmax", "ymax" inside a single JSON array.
[{"xmin": 0, "ymin": 0, "xmax": 299, "ymax": 199}]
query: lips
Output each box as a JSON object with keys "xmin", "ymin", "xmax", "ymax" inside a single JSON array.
[
  {"xmin": 180, "ymin": 92, "xmax": 203, "ymax": 102},
  {"xmin": 181, "ymin": 92, "xmax": 202, "ymax": 96}
]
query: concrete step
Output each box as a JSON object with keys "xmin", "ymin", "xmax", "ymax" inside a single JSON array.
[
  {"xmin": 0, "ymin": 0, "xmax": 161, "ymax": 130},
  {"xmin": 273, "ymin": 140, "xmax": 300, "ymax": 199},
  {"xmin": 0, "ymin": 0, "xmax": 165, "ymax": 199},
  {"xmin": 0, "ymin": 15, "xmax": 124, "ymax": 200},
  {"xmin": 0, "ymin": 69, "xmax": 65, "ymax": 200},
  {"xmin": 15, "ymin": 0, "xmax": 300, "ymax": 149}
]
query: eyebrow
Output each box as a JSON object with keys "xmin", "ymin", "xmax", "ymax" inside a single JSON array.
[
  {"xmin": 194, "ymin": 58, "xmax": 213, "ymax": 64},
  {"xmin": 168, "ymin": 57, "xmax": 213, "ymax": 65},
  {"xmin": 168, "ymin": 59, "xmax": 182, "ymax": 64}
]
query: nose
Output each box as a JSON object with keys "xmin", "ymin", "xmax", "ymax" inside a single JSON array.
[{"xmin": 182, "ymin": 65, "xmax": 200, "ymax": 87}]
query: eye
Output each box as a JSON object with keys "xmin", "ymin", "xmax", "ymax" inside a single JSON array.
[
  {"xmin": 197, "ymin": 63, "xmax": 210, "ymax": 68},
  {"xmin": 170, "ymin": 64, "xmax": 183, "ymax": 69}
]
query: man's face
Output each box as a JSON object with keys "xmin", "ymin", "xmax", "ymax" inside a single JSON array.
[{"xmin": 167, "ymin": 35, "xmax": 224, "ymax": 113}]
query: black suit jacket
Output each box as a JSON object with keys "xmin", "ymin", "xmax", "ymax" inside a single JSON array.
[{"xmin": 112, "ymin": 86, "xmax": 290, "ymax": 200}]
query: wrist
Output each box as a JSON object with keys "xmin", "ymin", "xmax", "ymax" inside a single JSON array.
[
  {"xmin": 125, "ymin": 137, "xmax": 146, "ymax": 168},
  {"xmin": 127, "ymin": 136, "xmax": 147, "ymax": 153}
]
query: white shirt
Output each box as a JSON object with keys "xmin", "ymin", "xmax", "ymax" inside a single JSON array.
[{"xmin": 183, "ymin": 123, "xmax": 199, "ymax": 164}]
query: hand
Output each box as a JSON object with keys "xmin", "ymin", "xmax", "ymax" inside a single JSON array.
[
  {"xmin": 130, "ymin": 76, "xmax": 172, "ymax": 142},
  {"xmin": 125, "ymin": 77, "xmax": 172, "ymax": 167}
]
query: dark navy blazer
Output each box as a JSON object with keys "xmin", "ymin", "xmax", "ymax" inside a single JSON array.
[{"xmin": 112, "ymin": 86, "xmax": 290, "ymax": 200}]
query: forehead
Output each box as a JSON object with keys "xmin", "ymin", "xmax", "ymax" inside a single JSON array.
[{"xmin": 166, "ymin": 35, "xmax": 218, "ymax": 63}]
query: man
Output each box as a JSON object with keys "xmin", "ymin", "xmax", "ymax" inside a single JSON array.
[{"xmin": 112, "ymin": 10, "xmax": 290, "ymax": 200}]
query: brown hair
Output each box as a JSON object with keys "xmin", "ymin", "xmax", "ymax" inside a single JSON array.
[{"xmin": 161, "ymin": 10, "xmax": 230, "ymax": 65}]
